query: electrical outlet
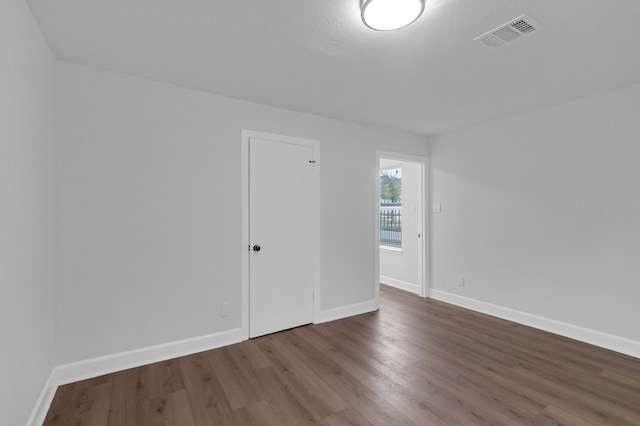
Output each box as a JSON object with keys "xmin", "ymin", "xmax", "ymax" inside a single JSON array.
[
  {"xmin": 433, "ymin": 203, "xmax": 442, "ymax": 213},
  {"xmin": 457, "ymin": 275, "xmax": 465, "ymax": 287},
  {"xmin": 220, "ymin": 302, "xmax": 231, "ymax": 318}
]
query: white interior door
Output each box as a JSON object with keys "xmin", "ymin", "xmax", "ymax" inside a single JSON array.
[{"xmin": 249, "ymin": 136, "xmax": 315, "ymax": 338}]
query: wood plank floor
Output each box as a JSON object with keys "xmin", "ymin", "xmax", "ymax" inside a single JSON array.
[{"xmin": 44, "ymin": 285, "xmax": 640, "ymax": 425}]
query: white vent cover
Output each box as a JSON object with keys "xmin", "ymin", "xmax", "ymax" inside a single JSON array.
[{"xmin": 474, "ymin": 15, "xmax": 542, "ymax": 49}]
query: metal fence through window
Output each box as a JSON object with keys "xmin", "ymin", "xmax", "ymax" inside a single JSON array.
[{"xmin": 380, "ymin": 204, "xmax": 401, "ymax": 248}]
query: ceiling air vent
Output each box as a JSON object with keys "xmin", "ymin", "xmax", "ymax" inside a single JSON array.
[{"xmin": 474, "ymin": 15, "xmax": 542, "ymax": 49}]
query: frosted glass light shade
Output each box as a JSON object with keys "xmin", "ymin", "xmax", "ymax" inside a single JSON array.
[{"xmin": 361, "ymin": 0, "xmax": 425, "ymax": 31}]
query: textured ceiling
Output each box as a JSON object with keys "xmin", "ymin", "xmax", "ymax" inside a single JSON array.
[{"xmin": 26, "ymin": 0, "xmax": 640, "ymax": 135}]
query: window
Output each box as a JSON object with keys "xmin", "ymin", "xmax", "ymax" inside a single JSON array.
[{"xmin": 380, "ymin": 168, "xmax": 402, "ymax": 248}]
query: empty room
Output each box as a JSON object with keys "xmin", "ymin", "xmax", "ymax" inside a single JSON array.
[{"xmin": 3, "ymin": 0, "xmax": 640, "ymax": 424}]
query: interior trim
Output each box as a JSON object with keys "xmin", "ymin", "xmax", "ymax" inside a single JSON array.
[{"xmin": 430, "ymin": 289, "xmax": 640, "ymax": 359}]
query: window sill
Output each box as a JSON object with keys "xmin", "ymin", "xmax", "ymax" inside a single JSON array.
[{"xmin": 380, "ymin": 246, "xmax": 403, "ymax": 255}]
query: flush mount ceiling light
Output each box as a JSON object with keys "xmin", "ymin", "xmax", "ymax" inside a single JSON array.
[{"xmin": 361, "ymin": 0, "xmax": 425, "ymax": 31}]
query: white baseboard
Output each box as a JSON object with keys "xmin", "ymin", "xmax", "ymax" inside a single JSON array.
[
  {"xmin": 28, "ymin": 327, "xmax": 245, "ymax": 425},
  {"xmin": 429, "ymin": 289, "xmax": 640, "ymax": 359},
  {"xmin": 26, "ymin": 369, "xmax": 57, "ymax": 426},
  {"xmin": 54, "ymin": 327, "xmax": 245, "ymax": 385},
  {"xmin": 380, "ymin": 275, "xmax": 420, "ymax": 295},
  {"xmin": 316, "ymin": 299, "xmax": 378, "ymax": 323}
]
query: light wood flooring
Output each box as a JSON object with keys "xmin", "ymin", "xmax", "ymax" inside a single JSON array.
[{"xmin": 44, "ymin": 285, "xmax": 640, "ymax": 425}]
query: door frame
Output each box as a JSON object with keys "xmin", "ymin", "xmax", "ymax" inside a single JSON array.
[
  {"xmin": 241, "ymin": 129, "xmax": 321, "ymax": 339},
  {"xmin": 375, "ymin": 151, "xmax": 430, "ymax": 301}
]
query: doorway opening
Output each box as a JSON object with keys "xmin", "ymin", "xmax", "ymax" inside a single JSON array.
[{"xmin": 375, "ymin": 152, "xmax": 429, "ymax": 301}]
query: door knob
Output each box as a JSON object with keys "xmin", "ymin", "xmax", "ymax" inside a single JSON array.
[{"xmin": 253, "ymin": 245, "xmax": 261, "ymax": 252}]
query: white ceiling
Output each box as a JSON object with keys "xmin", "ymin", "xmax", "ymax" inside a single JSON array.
[{"xmin": 26, "ymin": 0, "xmax": 640, "ymax": 136}]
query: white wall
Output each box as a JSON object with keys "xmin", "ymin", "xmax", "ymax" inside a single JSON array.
[
  {"xmin": 430, "ymin": 82, "xmax": 640, "ymax": 342},
  {"xmin": 0, "ymin": 1, "xmax": 57, "ymax": 424},
  {"xmin": 380, "ymin": 159, "xmax": 422, "ymax": 294},
  {"xmin": 57, "ymin": 62, "xmax": 428, "ymax": 364}
]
